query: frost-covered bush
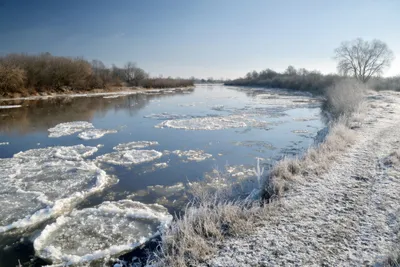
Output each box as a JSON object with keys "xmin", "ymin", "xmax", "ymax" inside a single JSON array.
[{"xmin": 323, "ymin": 79, "xmax": 365, "ymax": 118}]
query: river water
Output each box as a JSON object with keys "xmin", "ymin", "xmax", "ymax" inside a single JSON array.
[{"xmin": 0, "ymin": 84, "xmax": 323, "ymax": 266}]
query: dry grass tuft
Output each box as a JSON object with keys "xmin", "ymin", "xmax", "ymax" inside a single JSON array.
[
  {"xmin": 263, "ymin": 118, "xmax": 358, "ymax": 199},
  {"xmin": 156, "ymin": 199, "xmax": 263, "ymax": 267}
]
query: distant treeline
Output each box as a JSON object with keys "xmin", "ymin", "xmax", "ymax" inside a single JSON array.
[
  {"xmin": 225, "ymin": 66, "xmax": 400, "ymax": 93},
  {"xmin": 0, "ymin": 53, "xmax": 193, "ymax": 97}
]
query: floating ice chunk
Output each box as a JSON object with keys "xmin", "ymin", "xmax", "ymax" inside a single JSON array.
[
  {"xmin": 103, "ymin": 95, "xmax": 122, "ymax": 99},
  {"xmin": 78, "ymin": 129, "xmax": 117, "ymax": 140},
  {"xmin": 293, "ymin": 117, "xmax": 318, "ymax": 121},
  {"xmin": 0, "ymin": 105, "xmax": 22, "ymax": 109},
  {"xmin": 172, "ymin": 150, "xmax": 212, "ymax": 162},
  {"xmin": 144, "ymin": 112, "xmax": 192, "ymax": 120},
  {"xmin": 34, "ymin": 200, "xmax": 172, "ymax": 266},
  {"xmin": 14, "ymin": 144, "xmax": 98, "ymax": 161},
  {"xmin": 0, "ymin": 145, "xmax": 111, "ymax": 233},
  {"xmin": 96, "ymin": 149, "xmax": 162, "ymax": 166},
  {"xmin": 0, "ymin": 142, "xmax": 9, "ymax": 145},
  {"xmin": 154, "ymin": 162, "xmax": 168, "ymax": 169},
  {"xmin": 48, "ymin": 121, "xmax": 94, "ymax": 138},
  {"xmin": 156, "ymin": 116, "xmax": 247, "ymax": 130},
  {"xmin": 211, "ymin": 105, "xmax": 224, "ymax": 111},
  {"xmin": 292, "ymin": 130, "xmax": 310, "ymax": 134},
  {"xmin": 113, "ymin": 141, "xmax": 159, "ymax": 151}
]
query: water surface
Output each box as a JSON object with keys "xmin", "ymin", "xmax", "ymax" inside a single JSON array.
[{"xmin": 0, "ymin": 84, "xmax": 323, "ymax": 266}]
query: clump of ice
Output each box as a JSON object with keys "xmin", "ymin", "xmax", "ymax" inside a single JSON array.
[
  {"xmin": 96, "ymin": 149, "xmax": 162, "ymax": 166},
  {"xmin": 113, "ymin": 141, "xmax": 159, "ymax": 151},
  {"xmin": 34, "ymin": 200, "xmax": 172, "ymax": 266},
  {"xmin": 48, "ymin": 121, "xmax": 94, "ymax": 138},
  {"xmin": 103, "ymin": 95, "xmax": 122, "ymax": 99},
  {"xmin": 78, "ymin": 129, "xmax": 118, "ymax": 140},
  {"xmin": 172, "ymin": 150, "xmax": 213, "ymax": 162},
  {"xmin": 0, "ymin": 105, "xmax": 22, "ymax": 109},
  {"xmin": 144, "ymin": 112, "xmax": 192, "ymax": 120},
  {"xmin": 0, "ymin": 145, "xmax": 112, "ymax": 233},
  {"xmin": 0, "ymin": 142, "xmax": 9, "ymax": 145},
  {"xmin": 156, "ymin": 116, "xmax": 247, "ymax": 130}
]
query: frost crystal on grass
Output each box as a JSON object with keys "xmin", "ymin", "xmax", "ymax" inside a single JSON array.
[{"xmin": 34, "ymin": 200, "xmax": 172, "ymax": 266}]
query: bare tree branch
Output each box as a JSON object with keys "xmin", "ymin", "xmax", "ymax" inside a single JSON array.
[{"xmin": 334, "ymin": 38, "xmax": 394, "ymax": 83}]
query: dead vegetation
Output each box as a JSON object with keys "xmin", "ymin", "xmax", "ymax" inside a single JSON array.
[{"xmin": 0, "ymin": 53, "xmax": 194, "ymax": 97}]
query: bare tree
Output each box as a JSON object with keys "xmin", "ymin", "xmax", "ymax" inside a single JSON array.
[{"xmin": 334, "ymin": 38, "xmax": 394, "ymax": 83}]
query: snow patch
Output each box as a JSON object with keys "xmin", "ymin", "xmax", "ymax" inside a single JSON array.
[
  {"xmin": 0, "ymin": 105, "xmax": 22, "ymax": 109},
  {"xmin": 48, "ymin": 121, "xmax": 94, "ymax": 138},
  {"xmin": 34, "ymin": 200, "xmax": 172, "ymax": 266}
]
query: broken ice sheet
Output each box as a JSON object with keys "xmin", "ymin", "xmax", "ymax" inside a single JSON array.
[
  {"xmin": 78, "ymin": 129, "xmax": 118, "ymax": 140},
  {"xmin": 0, "ymin": 145, "xmax": 112, "ymax": 233},
  {"xmin": 34, "ymin": 200, "xmax": 172, "ymax": 266},
  {"xmin": 96, "ymin": 149, "xmax": 162, "ymax": 166},
  {"xmin": 48, "ymin": 121, "xmax": 94, "ymax": 138},
  {"xmin": 156, "ymin": 115, "xmax": 247, "ymax": 130},
  {"xmin": 113, "ymin": 141, "xmax": 159, "ymax": 151},
  {"xmin": 172, "ymin": 150, "xmax": 213, "ymax": 162}
]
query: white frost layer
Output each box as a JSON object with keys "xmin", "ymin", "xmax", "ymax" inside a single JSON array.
[
  {"xmin": 156, "ymin": 116, "xmax": 247, "ymax": 130},
  {"xmin": 78, "ymin": 129, "xmax": 117, "ymax": 140},
  {"xmin": 0, "ymin": 105, "xmax": 22, "ymax": 109},
  {"xmin": 48, "ymin": 121, "xmax": 94, "ymax": 138},
  {"xmin": 172, "ymin": 150, "xmax": 213, "ymax": 162},
  {"xmin": 96, "ymin": 149, "xmax": 162, "ymax": 166},
  {"xmin": 113, "ymin": 141, "xmax": 159, "ymax": 151},
  {"xmin": 34, "ymin": 200, "xmax": 172, "ymax": 266},
  {"xmin": 0, "ymin": 145, "xmax": 111, "ymax": 233}
]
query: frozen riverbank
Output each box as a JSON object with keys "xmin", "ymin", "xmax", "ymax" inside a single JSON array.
[{"xmin": 205, "ymin": 91, "xmax": 400, "ymax": 266}]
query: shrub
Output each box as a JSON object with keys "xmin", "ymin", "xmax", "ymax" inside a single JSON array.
[
  {"xmin": 0, "ymin": 65, "xmax": 26, "ymax": 94},
  {"xmin": 323, "ymin": 79, "xmax": 365, "ymax": 118}
]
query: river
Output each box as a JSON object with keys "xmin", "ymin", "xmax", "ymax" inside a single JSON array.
[{"xmin": 0, "ymin": 84, "xmax": 323, "ymax": 266}]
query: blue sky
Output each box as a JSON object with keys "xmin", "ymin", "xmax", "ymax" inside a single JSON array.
[{"xmin": 0, "ymin": 0, "xmax": 399, "ymax": 78}]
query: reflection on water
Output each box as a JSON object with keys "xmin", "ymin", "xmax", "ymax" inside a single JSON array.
[{"xmin": 0, "ymin": 85, "xmax": 324, "ymax": 266}]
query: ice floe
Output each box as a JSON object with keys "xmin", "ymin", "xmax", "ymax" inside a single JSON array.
[
  {"xmin": 0, "ymin": 145, "xmax": 111, "ymax": 233},
  {"xmin": 0, "ymin": 142, "xmax": 9, "ymax": 145},
  {"xmin": 0, "ymin": 105, "xmax": 22, "ymax": 109},
  {"xmin": 113, "ymin": 141, "xmax": 159, "ymax": 151},
  {"xmin": 144, "ymin": 112, "xmax": 193, "ymax": 120},
  {"xmin": 48, "ymin": 121, "xmax": 94, "ymax": 138},
  {"xmin": 171, "ymin": 150, "xmax": 213, "ymax": 162},
  {"xmin": 156, "ymin": 115, "xmax": 247, "ymax": 130},
  {"xmin": 34, "ymin": 200, "xmax": 172, "ymax": 266},
  {"xmin": 96, "ymin": 149, "xmax": 162, "ymax": 166},
  {"xmin": 78, "ymin": 129, "xmax": 118, "ymax": 140},
  {"xmin": 155, "ymin": 114, "xmax": 271, "ymax": 131}
]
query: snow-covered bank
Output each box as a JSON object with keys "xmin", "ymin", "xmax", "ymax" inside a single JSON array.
[
  {"xmin": 0, "ymin": 87, "xmax": 194, "ymax": 102},
  {"xmin": 150, "ymin": 90, "xmax": 400, "ymax": 267},
  {"xmin": 205, "ymin": 91, "xmax": 400, "ymax": 266}
]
